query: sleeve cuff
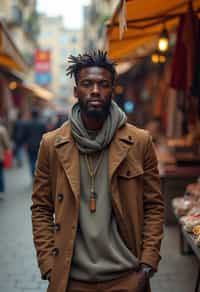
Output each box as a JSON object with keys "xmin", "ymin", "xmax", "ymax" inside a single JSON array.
[{"xmin": 39, "ymin": 257, "xmax": 53, "ymax": 280}]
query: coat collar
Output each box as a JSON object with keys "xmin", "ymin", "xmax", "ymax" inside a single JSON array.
[
  {"xmin": 54, "ymin": 122, "xmax": 135, "ymax": 196},
  {"xmin": 54, "ymin": 121, "xmax": 134, "ymax": 144},
  {"xmin": 54, "ymin": 122, "xmax": 71, "ymax": 147}
]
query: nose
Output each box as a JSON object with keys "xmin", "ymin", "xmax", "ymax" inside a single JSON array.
[{"xmin": 91, "ymin": 83, "xmax": 100, "ymax": 95}]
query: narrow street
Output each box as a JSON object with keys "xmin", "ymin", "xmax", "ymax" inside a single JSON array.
[
  {"xmin": 0, "ymin": 160, "xmax": 48, "ymax": 292},
  {"xmin": 0, "ymin": 160, "xmax": 198, "ymax": 292}
]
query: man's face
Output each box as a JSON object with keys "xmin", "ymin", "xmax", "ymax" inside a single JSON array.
[{"xmin": 74, "ymin": 67, "xmax": 113, "ymax": 119}]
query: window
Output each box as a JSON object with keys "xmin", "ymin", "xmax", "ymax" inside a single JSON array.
[
  {"xmin": 60, "ymin": 49, "xmax": 67, "ymax": 59},
  {"xmin": 60, "ymin": 75, "xmax": 66, "ymax": 84},
  {"xmin": 11, "ymin": 6, "xmax": 23, "ymax": 25},
  {"xmin": 59, "ymin": 35, "xmax": 68, "ymax": 45},
  {"xmin": 39, "ymin": 31, "xmax": 53, "ymax": 38},
  {"xmin": 71, "ymin": 36, "xmax": 78, "ymax": 44}
]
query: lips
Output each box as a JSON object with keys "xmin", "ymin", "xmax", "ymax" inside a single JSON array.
[{"xmin": 88, "ymin": 99, "xmax": 103, "ymax": 106}]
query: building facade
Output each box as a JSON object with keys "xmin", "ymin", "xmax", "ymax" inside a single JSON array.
[
  {"xmin": 1, "ymin": 0, "xmax": 38, "ymax": 71},
  {"xmin": 83, "ymin": 0, "xmax": 117, "ymax": 51},
  {"xmin": 37, "ymin": 14, "xmax": 83, "ymax": 108}
]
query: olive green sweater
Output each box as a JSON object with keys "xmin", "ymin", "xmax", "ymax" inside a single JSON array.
[{"xmin": 70, "ymin": 149, "xmax": 139, "ymax": 282}]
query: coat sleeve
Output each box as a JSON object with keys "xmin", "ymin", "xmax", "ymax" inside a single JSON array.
[
  {"xmin": 31, "ymin": 135, "xmax": 54, "ymax": 279},
  {"xmin": 140, "ymin": 134, "xmax": 164, "ymax": 271}
]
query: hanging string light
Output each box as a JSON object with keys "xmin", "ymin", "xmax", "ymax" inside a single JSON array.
[
  {"xmin": 159, "ymin": 54, "xmax": 166, "ymax": 63},
  {"xmin": 151, "ymin": 51, "xmax": 160, "ymax": 64},
  {"xmin": 151, "ymin": 50, "xmax": 167, "ymax": 64},
  {"xmin": 9, "ymin": 81, "xmax": 17, "ymax": 90}
]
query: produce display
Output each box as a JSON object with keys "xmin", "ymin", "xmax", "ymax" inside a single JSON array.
[{"xmin": 172, "ymin": 179, "xmax": 200, "ymax": 246}]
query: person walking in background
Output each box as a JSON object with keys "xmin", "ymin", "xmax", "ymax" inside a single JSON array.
[
  {"xmin": 12, "ymin": 112, "xmax": 25, "ymax": 167},
  {"xmin": 24, "ymin": 109, "xmax": 46, "ymax": 179},
  {"xmin": 55, "ymin": 112, "xmax": 68, "ymax": 128},
  {"xmin": 0, "ymin": 119, "xmax": 11, "ymax": 199},
  {"xmin": 31, "ymin": 51, "xmax": 164, "ymax": 292}
]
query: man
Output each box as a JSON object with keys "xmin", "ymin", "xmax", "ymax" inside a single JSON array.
[
  {"xmin": 12, "ymin": 112, "xmax": 25, "ymax": 167},
  {"xmin": 0, "ymin": 119, "xmax": 10, "ymax": 199},
  {"xmin": 31, "ymin": 51, "xmax": 164, "ymax": 292},
  {"xmin": 24, "ymin": 109, "xmax": 46, "ymax": 178}
]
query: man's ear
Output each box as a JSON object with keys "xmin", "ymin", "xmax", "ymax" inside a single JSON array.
[{"xmin": 74, "ymin": 86, "xmax": 78, "ymax": 99}]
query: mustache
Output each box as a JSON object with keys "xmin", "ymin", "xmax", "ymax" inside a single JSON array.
[
  {"xmin": 86, "ymin": 97, "xmax": 104, "ymax": 103},
  {"xmin": 87, "ymin": 98, "xmax": 102, "ymax": 102}
]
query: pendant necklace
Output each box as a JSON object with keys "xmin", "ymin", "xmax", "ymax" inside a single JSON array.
[{"xmin": 85, "ymin": 151, "xmax": 104, "ymax": 213}]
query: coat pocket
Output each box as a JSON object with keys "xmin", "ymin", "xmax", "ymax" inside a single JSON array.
[{"xmin": 118, "ymin": 161, "xmax": 144, "ymax": 179}]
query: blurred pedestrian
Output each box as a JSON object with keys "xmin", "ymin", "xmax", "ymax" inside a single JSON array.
[
  {"xmin": 12, "ymin": 112, "xmax": 25, "ymax": 167},
  {"xmin": 0, "ymin": 119, "xmax": 11, "ymax": 199},
  {"xmin": 55, "ymin": 112, "xmax": 68, "ymax": 128},
  {"xmin": 31, "ymin": 51, "xmax": 164, "ymax": 292},
  {"xmin": 24, "ymin": 109, "xmax": 46, "ymax": 178},
  {"xmin": 46, "ymin": 116, "xmax": 57, "ymax": 132}
]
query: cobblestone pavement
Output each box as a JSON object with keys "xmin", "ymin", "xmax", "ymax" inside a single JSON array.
[{"xmin": 0, "ymin": 160, "xmax": 198, "ymax": 292}]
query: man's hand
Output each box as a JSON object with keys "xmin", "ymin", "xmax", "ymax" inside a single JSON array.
[
  {"xmin": 137, "ymin": 268, "xmax": 148, "ymax": 291},
  {"xmin": 136, "ymin": 264, "xmax": 155, "ymax": 291},
  {"xmin": 140, "ymin": 263, "xmax": 155, "ymax": 278},
  {"xmin": 45, "ymin": 271, "xmax": 51, "ymax": 282}
]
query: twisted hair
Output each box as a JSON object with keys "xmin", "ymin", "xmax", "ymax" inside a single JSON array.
[{"xmin": 66, "ymin": 50, "xmax": 116, "ymax": 84}]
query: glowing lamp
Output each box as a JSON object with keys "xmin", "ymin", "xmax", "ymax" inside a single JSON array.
[
  {"xmin": 151, "ymin": 52, "xmax": 159, "ymax": 64},
  {"xmin": 158, "ymin": 28, "xmax": 169, "ymax": 52},
  {"xmin": 159, "ymin": 55, "xmax": 166, "ymax": 63},
  {"xmin": 9, "ymin": 81, "xmax": 17, "ymax": 90}
]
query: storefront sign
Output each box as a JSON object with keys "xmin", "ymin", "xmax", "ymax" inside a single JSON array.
[{"xmin": 34, "ymin": 49, "xmax": 51, "ymax": 86}]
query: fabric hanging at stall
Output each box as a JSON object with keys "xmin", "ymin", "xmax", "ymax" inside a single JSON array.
[
  {"xmin": 191, "ymin": 19, "xmax": 200, "ymax": 118},
  {"xmin": 119, "ymin": 0, "xmax": 127, "ymax": 40},
  {"xmin": 169, "ymin": 15, "xmax": 187, "ymax": 137},
  {"xmin": 170, "ymin": 3, "xmax": 199, "ymax": 133},
  {"xmin": 170, "ymin": 16, "xmax": 187, "ymax": 91}
]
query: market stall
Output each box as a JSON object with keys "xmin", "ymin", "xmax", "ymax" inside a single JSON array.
[
  {"xmin": 18, "ymin": 81, "xmax": 55, "ymax": 114},
  {"xmin": 172, "ymin": 180, "xmax": 200, "ymax": 291},
  {"xmin": 0, "ymin": 19, "xmax": 28, "ymax": 120},
  {"xmin": 106, "ymin": 0, "xmax": 200, "ymax": 226}
]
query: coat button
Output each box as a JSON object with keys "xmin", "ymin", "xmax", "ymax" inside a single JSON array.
[
  {"xmin": 126, "ymin": 170, "xmax": 131, "ymax": 176},
  {"xmin": 54, "ymin": 223, "xmax": 60, "ymax": 232},
  {"xmin": 57, "ymin": 193, "xmax": 64, "ymax": 201},
  {"xmin": 55, "ymin": 136, "xmax": 62, "ymax": 144},
  {"xmin": 52, "ymin": 247, "xmax": 59, "ymax": 256}
]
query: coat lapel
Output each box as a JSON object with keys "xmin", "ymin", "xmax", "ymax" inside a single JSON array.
[
  {"xmin": 54, "ymin": 124, "xmax": 80, "ymax": 201},
  {"xmin": 54, "ymin": 123, "xmax": 134, "ymax": 202},
  {"xmin": 108, "ymin": 125, "xmax": 134, "ymax": 180}
]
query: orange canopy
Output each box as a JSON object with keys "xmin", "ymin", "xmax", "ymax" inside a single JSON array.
[
  {"xmin": 0, "ymin": 20, "xmax": 28, "ymax": 72},
  {"xmin": 107, "ymin": 0, "xmax": 200, "ymax": 61}
]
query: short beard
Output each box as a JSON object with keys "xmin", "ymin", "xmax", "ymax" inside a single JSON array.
[{"xmin": 79, "ymin": 98, "xmax": 112, "ymax": 120}]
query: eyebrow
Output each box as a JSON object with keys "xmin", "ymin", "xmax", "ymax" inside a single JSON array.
[{"xmin": 79, "ymin": 78, "xmax": 111, "ymax": 82}]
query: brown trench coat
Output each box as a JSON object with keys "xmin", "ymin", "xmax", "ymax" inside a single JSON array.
[{"xmin": 31, "ymin": 121, "xmax": 164, "ymax": 292}]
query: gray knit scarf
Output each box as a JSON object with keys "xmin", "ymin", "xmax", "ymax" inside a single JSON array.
[{"xmin": 69, "ymin": 100, "xmax": 127, "ymax": 153}]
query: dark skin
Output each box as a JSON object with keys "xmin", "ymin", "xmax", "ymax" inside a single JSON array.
[{"xmin": 74, "ymin": 67, "xmax": 114, "ymax": 130}]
